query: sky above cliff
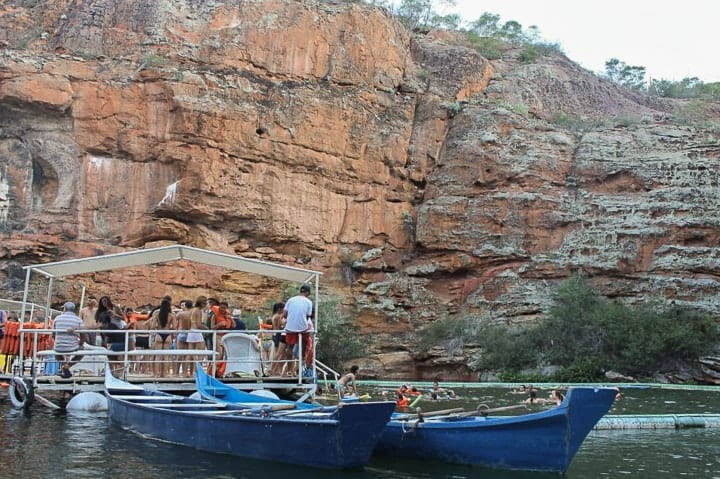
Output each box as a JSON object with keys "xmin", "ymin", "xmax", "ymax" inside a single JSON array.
[{"xmin": 447, "ymin": 0, "xmax": 719, "ymax": 83}]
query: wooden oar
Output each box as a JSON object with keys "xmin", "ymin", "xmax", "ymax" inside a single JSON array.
[
  {"xmin": 394, "ymin": 407, "xmax": 465, "ymax": 421},
  {"xmin": 457, "ymin": 404, "xmax": 529, "ymax": 418},
  {"xmin": 273, "ymin": 406, "xmax": 337, "ymax": 417},
  {"xmin": 240, "ymin": 403, "xmax": 298, "ymax": 416}
]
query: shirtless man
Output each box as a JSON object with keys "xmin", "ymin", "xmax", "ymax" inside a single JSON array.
[
  {"xmin": 78, "ymin": 298, "xmax": 98, "ymax": 346},
  {"xmin": 176, "ymin": 299, "xmax": 193, "ymax": 377}
]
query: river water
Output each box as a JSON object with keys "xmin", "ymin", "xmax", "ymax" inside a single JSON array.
[{"xmin": 1, "ymin": 385, "xmax": 719, "ymax": 479}]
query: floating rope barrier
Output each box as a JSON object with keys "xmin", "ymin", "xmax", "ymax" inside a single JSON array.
[{"xmin": 595, "ymin": 414, "xmax": 720, "ymax": 430}]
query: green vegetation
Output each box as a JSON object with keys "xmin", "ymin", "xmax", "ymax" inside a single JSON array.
[
  {"xmin": 420, "ymin": 276, "xmax": 720, "ymax": 381},
  {"xmin": 440, "ymin": 100, "xmax": 463, "ymax": 116},
  {"xmin": 401, "ymin": 211, "xmax": 416, "ymax": 242},
  {"xmin": 315, "ymin": 298, "xmax": 369, "ymax": 372},
  {"xmin": 605, "ymin": 57, "xmax": 720, "ymax": 100},
  {"xmin": 605, "ymin": 58, "xmax": 647, "ymax": 91},
  {"xmin": 464, "ymin": 12, "xmax": 562, "ymax": 62},
  {"xmin": 651, "ymin": 77, "xmax": 720, "ymax": 99},
  {"xmin": 463, "ymin": 33, "xmax": 504, "ymax": 60},
  {"xmin": 367, "ymin": 2, "xmax": 715, "ymax": 97},
  {"xmin": 140, "ymin": 54, "xmax": 168, "ymax": 69},
  {"xmin": 384, "ymin": 0, "xmax": 461, "ymax": 31},
  {"xmin": 415, "ymin": 68, "xmax": 432, "ymax": 80},
  {"xmin": 550, "ymin": 111, "xmax": 603, "ymax": 133},
  {"xmin": 364, "ymin": 2, "xmax": 560, "ymax": 63},
  {"xmin": 272, "ymin": 282, "xmax": 368, "ymax": 372}
]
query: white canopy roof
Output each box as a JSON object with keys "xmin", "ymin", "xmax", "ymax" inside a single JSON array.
[{"xmin": 23, "ymin": 244, "xmax": 321, "ymax": 284}]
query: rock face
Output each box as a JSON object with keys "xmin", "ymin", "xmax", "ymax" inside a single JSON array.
[{"xmin": 1, "ymin": 0, "xmax": 719, "ymax": 380}]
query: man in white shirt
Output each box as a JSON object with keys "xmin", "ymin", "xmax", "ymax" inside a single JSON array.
[{"xmin": 283, "ymin": 284, "xmax": 313, "ymax": 375}]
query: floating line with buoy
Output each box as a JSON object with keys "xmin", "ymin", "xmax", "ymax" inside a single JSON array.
[{"xmin": 595, "ymin": 414, "xmax": 720, "ymax": 429}]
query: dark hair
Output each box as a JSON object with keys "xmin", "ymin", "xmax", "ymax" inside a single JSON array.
[
  {"xmin": 194, "ymin": 296, "xmax": 207, "ymax": 308},
  {"xmin": 350, "ymin": 365, "xmax": 359, "ymax": 374},
  {"xmin": 95, "ymin": 296, "xmax": 114, "ymax": 325},
  {"xmin": 157, "ymin": 298, "xmax": 171, "ymax": 328},
  {"xmin": 272, "ymin": 302, "xmax": 285, "ymax": 314},
  {"xmin": 300, "ymin": 284, "xmax": 311, "ymax": 293}
]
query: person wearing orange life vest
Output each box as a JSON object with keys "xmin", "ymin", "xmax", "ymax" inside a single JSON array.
[
  {"xmin": 396, "ymin": 392, "xmax": 410, "ymax": 408},
  {"xmin": 210, "ymin": 300, "xmax": 233, "ymax": 357}
]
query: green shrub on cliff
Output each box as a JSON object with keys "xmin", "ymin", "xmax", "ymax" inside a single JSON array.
[
  {"xmin": 421, "ymin": 276, "xmax": 720, "ymax": 381},
  {"xmin": 315, "ymin": 298, "xmax": 369, "ymax": 372}
]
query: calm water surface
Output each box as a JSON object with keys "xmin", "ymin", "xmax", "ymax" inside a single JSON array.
[{"xmin": 1, "ymin": 386, "xmax": 719, "ymax": 478}]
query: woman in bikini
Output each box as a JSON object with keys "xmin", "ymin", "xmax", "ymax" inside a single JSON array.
[
  {"xmin": 149, "ymin": 297, "xmax": 176, "ymax": 378},
  {"xmin": 184, "ymin": 296, "xmax": 209, "ymax": 377},
  {"xmin": 269, "ymin": 302, "xmax": 288, "ymax": 376}
]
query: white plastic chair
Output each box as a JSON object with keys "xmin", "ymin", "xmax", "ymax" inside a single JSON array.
[
  {"xmin": 221, "ymin": 333, "xmax": 262, "ymax": 377},
  {"xmin": 70, "ymin": 343, "xmax": 110, "ymax": 376}
]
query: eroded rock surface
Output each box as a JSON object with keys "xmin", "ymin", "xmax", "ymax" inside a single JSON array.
[{"xmin": 1, "ymin": 0, "xmax": 718, "ymax": 379}]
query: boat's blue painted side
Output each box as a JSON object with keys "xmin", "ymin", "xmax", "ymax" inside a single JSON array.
[
  {"xmin": 106, "ymin": 370, "xmax": 395, "ymax": 469},
  {"xmin": 195, "ymin": 368, "xmax": 615, "ymax": 473},
  {"xmin": 375, "ymin": 387, "xmax": 617, "ymax": 473}
]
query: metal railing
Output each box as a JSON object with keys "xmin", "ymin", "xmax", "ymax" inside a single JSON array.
[{"xmin": 9, "ymin": 326, "xmax": 318, "ymax": 389}]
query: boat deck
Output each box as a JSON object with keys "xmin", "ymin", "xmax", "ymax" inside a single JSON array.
[{"xmin": 1, "ymin": 325, "xmax": 338, "ymax": 401}]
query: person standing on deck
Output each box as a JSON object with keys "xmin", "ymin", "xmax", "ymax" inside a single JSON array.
[
  {"xmin": 269, "ymin": 302, "xmax": 287, "ymax": 376},
  {"xmin": 283, "ymin": 284, "xmax": 313, "ymax": 376},
  {"xmin": 185, "ymin": 296, "xmax": 209, "ymax": 377},
  {"xmin": 175, "ymin": 299, "xmax": 192, "ymax": 377},
  {"xmin": 149, "ymin": 297, "xmax": 176, "ymax": 378},
  {"xmin": 79, "ymin": 298, "xmax": 98, "ymax": 346},
  {"xmin": 210, "ymin": 300, "xmax": 233, "ymax": 357}
]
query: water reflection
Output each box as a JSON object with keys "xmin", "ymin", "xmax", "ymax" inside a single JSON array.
[
  {"xmin": 570, "ymin": 429, "xmax": 720, "ymax": 478},
  {"xmin": 2, "ymin": 386, "xmax": 720, "ymax": 479}
]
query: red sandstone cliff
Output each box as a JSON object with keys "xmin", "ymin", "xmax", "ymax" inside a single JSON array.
[{"xmin": 1, "ymin": 0, "xmax": 719, "ymax": 379}]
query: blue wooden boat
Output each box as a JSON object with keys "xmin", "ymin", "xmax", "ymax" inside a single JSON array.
[
  {"xmin": 104, "ymin": 368, "xmax": 395, "ymax": 469},
  {"xmin": 195, "ymin": 368, "xmax": 615, "ymax": 473},
  {"xmin": 376, "ymin": 387, "xmax": 617, "ymax": 473}
]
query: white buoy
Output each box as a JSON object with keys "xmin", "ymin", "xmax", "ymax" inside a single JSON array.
[
  {"xmin": 66, "ymin": 392, "xmax": 108, "ymax": 412},
  {"xmin": 189, "ymin": 391, "xmax": 203, "ymax": 400},
  {"xmin": 250, "ymin": 389, "xmax": 280, "ymax": 400}
]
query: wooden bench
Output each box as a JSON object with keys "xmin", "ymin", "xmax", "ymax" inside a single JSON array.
[
  {"xmin": 148, "ymin": 403, "xmax": 226, "ymax": 409},
  {"xmin": 112, "ymin": 395, "xmax": 182, "ymax": 401}
]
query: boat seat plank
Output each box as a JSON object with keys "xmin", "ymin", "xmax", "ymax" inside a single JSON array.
[
  {"xmin": 146, "ymin": 403, "xmax": 227, "ymax": 409},
  {"xmin": 190, "ymin": 409, "xmax": 251, "ymax": 415},
  {"xmin": 111, "ymin": 395, "xmax": 181, "ymax": 401}
]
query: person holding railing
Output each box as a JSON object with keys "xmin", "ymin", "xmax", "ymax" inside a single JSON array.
[{"xmin": 283, "ymin": 284, "xmax": 313, "ymax": 377}]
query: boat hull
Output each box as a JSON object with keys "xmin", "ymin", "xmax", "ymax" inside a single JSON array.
[
  {"xmin": 375, "ymin": 387, "xmax": 616, "ymax": 473},
  {"xmin": 106, "ymin": 378, "xmax": 395, "ymax": 469}
]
